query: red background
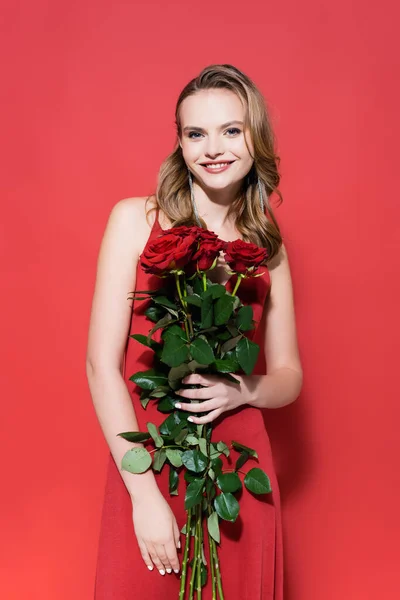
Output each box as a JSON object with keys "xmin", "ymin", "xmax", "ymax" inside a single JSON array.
[{"xmin": 1, "ymin": 1, "xmax": 399, "ymax": 598}]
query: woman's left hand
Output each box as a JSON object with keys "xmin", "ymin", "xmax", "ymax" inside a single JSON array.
[{"xmin": 174, "ymin": 373, "xmax": 252, "ymax": 424}]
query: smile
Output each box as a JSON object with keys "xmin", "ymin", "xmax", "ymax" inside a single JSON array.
[{"xmin": 200, "ymin": 161, "xmax": 235, "ymax": 173}]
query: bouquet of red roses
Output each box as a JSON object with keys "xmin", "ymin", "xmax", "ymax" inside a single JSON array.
[{"xmin": 118, "ymin": 225, "xmax": 272, "ymax": 600}]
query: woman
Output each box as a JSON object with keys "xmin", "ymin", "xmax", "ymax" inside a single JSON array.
[{"xmin": 86, "ymin": 64, "xmax": 303, "ymax": 599}]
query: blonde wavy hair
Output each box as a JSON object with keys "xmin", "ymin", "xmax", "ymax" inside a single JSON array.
[{"xmin": 146, "ymin": 63, "xmax": 283, "ymax": 262}]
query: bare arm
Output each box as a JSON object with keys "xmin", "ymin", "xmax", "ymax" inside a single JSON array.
[
  {"xmin": 86, "ymin": 196, "xmax": 181, "ymax": 575},
  {"xmin": 85, "ymin": 197, "xmax": 158, "ymax": 499},
  {"xmin": 247, "ymin": 241, "xmax": 303, "ymax": 409}
]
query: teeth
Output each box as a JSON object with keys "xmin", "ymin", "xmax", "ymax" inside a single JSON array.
[{"xmin": 204, "ymin": 162, "xmax": 230, "ymax": 168}]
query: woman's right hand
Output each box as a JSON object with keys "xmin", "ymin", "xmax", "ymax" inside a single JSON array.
[{"xmin": 132, "ymin": 488, "xmax": 181, "ymax": 576}]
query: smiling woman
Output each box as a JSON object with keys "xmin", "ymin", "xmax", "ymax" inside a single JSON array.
[{"xmin": 87, "ymin": 63, "xmax": 303, "ymax": 600}]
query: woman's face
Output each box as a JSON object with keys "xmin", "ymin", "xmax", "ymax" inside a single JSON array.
[{"xmin": 179, "ymin": 89, "xmax": 254, "ymax": 192}]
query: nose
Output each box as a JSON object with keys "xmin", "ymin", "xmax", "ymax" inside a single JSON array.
[{"xmin": 204, "ymin": 133, "xmax": 225, "ymax": 159}]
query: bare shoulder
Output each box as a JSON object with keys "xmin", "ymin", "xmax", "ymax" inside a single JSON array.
[
  {"xmin": 267, "ymin": 242, "xmax": 292, "ymax": 281},
  {"xmin": 108, "ymin": 194, "xmax": 158, "ymax": 256}
]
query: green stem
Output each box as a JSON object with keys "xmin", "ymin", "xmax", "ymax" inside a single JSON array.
[
  {"xmin": 202, "ymin": 272, "xmax": 207, "ymax": 292},
  {"xmin": 231, "ymin": 273, "xmax": 244, "ymax": 297},
  {"xmin": 179, "ymin": 508, "xmax": 192, "ymax": 600},
  {"xmin": 189, "ymin": 507, "xmax": 199, "ymax": 599},
  {"xmin": 207, "ymin": 504, "xmax": 217, "ymax": 599},
  {"xmin": 196, "ymin": 504, "xmax": 202, "ymax": 598},
  {"xmin": 210, "ymin": 537, "xmax": 224, "ymax": 600},
  {"xmin": 175, "ymin": 273, "xmax": 187, "ymax": 309}
]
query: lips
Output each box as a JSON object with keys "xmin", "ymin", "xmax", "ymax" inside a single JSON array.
[{"xmin": 200, "ymin": 161, "xmax": 235, "ymax": 166}]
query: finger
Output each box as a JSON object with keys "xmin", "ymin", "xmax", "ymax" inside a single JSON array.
[
  {"xmin": 154, "ymin": 543, "xmax": 173, "ymax": 574},
  {"xmin": 164, "ymin": 539, "xmax": 181, "ymax": 574},
  {"xmin": 187, "ymin": 408, "xmax": 223, "ymax": 424},
  {"xmin": 147, "ymin": 543, "xmax": 167, "ymax": 576},
  {"xmin": 174, "ymin": 398, "xmax": 223, "ymax": 413},
  {"xmin": 182, "ymin": 373, "xmax": 219, "ymax": 386},
  {"xmin": 175, "ymin": 386, "xmax": 215, "ymax": 400},
  {"xmin": 138, "ymin": 539, "xmax": 154, "ymax": 571},
  {"xmin": 173, "ymin": 521, "xmax": 181, "ymax": 552}
]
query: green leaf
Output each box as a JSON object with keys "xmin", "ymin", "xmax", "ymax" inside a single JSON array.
[
  {"xmin": 235, "ymin": 451, "xmax": 250, "ymax": 471},
  {"xmin": 207, "ymin": 511, "xmax": 220, "ymax": 543},
  {"xmin": 213, "ymin": 358, "xmax": 239, "ymax": 373},
  {"xmin": 174, "ymin": 427, "xmax": 189, "ymax": 444},
  {"xmin": 169, "ymin": 465, "xmax": 179, "ymax": 495},
  {"xmin": 231, "ymin": 440, "xmax": 258, "ymax": 458},
  {"xmin": 140, "ymin": 395, "xmax": 151, "ymax": 409},
  {"xmin": 185, "ymin": 434, "xmax": 199, "ymax": 445},
  {"xmin": 168, "ymin": 363, "xmax": 191, "ymax": 390},
  {"xmin": 200, "ymin": 293, "xmax": 213, "ymax": 329},
  {"xmin": 166, "ymin": 448, "xmax": 183, "ymax": 468},
  {"xmin": 162, "ymin": 324, "xmax": 187, "ymax": 340},
  {"xmin": 214, "ymin": 295, "xmax": 235, "ymax": 326},
  {"xmin": 147, "ymin": 313, "xmax": 174, "ymax": 341},
  {"xmin": 161, "ymin": 334, "xmax": 189, "ymax": 367},
  {"xmin": 236, "ymin": 338, "xmax": 260, "ymax": 375},
  {"xmin": 121, "ymin": 447, "xmax": 152, "ymax": 474},
  {"xmin": 221, "ymin": 334, "xmax": 242, "ymax": 354},
  {"xmin": 157, "ymin": 395, "xmax": 176, "ymax": 413},
  {"xmin": 198, "ymin": 437, "xmax": 208, "ymax": 457},
  {"xmin": 147, "ymin": 422, "xmax": 164, "ymax": 448},
  {"xmin": 181, "ymin": 449, "xmax": 208, "ymax": 473},
  {"xmin": 117, "ymin": 431, "xmax": 151, "ymax": 443},
  {"xmin": 145, "ymin": 304, "xmax": 165, "ymax": 323},
  {"xmin": 209, "ymin": 443, "xmax": 222, "ymax": 460},
  {"xmin": 186, "ymin": 294, "xmax": 202, "ymax": 307},
  {"xmin": 216, "ymin": 441, "xmax": 230, "ymax": 457},
  {"xmin": 185, "ymin": 478, "xmax": 205, "ymax": 509},
  {"xmin": 190, "ymin": 338, "xmax": 215, "ymax": 365},
  {"xmin": 208, "ymin": 283, "xmax": 226, "ymax": 299},
  {"xmin": 216, "ymin": 472, "xmax": 242, "ymax": 493},
  {"xmin": 129, "ymin": 333, "xmax": 160, "ymax": 350},
  {"xmin": 211, "ymin": 456, "xmax": 223, "ymax": 475},
  {"xmin": 236, "ymin": 305, "xmax": 254, "ymax": 331},
  {"xmin": 159, "ymin": 412, "xmax": 183, "ymax": 436},
  {"xmin": 154, "ymin": 295, "xmax": 179, "ymax": 310},
  {"xmin": 214, "ymin": 492, "xmax": 240, "ymax": 522},
  {"xmin": 244, "ymin": 468, "xmax": 272, "ymax": 494},
  {"xmin": 152, "ymin": 449, "xmax": 167, "ymax": 472},
  {"xmin": 130, "ymin": 369, "xmax": 168, "ymax": 390}
]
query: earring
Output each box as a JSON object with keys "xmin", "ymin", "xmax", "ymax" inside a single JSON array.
[
  {"xmin": 188, "ymin": 168, "xmax": 202, "ymax": 227},
  {"xmin": 257, "ymin": 176, "xmax": 266, "ymax": 213}
]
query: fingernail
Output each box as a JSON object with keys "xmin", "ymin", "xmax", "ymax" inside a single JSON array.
[
  {"xmin": 159, "ymin": 569, "xmax": 165, "ymax": 575},
  {"xmin": 174, "ymin": 402, "xmax": 182, "ymax": 409},
  {"xmin": 148, "ymin": 565, "xmax": 153, "ymax": 571},
  {"xmin": 178, "ymin": 540, "xmax": 181, "ymax": 548},
  {"xmin": 188, "ymin": 417, "xmax": 194, "ymax": 422},
  {"xmin": 166, "ymin": 568, "xmax": 172, "ymax": 573},
  {"xmin": 174, "ymin": 568, "xmax": 180, "ymax": 573}
]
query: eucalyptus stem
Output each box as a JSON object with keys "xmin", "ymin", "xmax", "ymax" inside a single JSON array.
[
  {"xmin": 179, "ymin": 507, "xmax": 193, "ymax": 600},
  {"xmin": 231, "ymin": 273, "xmax": 244, "ymax": 297}
]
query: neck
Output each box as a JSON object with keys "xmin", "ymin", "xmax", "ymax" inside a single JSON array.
[{"xmin": 192, "ymin": 178, "xmax": 243, "ymax": 230}]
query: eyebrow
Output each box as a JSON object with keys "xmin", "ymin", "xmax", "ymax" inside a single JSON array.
[{"xmin": 183, "ymin": 120, "xmax": 244, "ymax": 133}]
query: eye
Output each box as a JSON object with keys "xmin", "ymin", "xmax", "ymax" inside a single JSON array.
[
  {"xmin": 226, "ymin": 127, "xmax": 241, "ymax": 135},
  {"xmin": 188, "ymin": 132, "xmax": 202, "ymax": 139}
]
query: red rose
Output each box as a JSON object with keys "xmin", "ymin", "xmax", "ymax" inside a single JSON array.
[
  {"xmin": 224, "ymin": 239, "xmax": 268, "ymax": 276},
  {"xmin": 141, "ymin": 228, "xmax": 198, "ymax": 275},
  {"xmin": 192, "ymin": 229, "xmax": 226, "ymax": 271}
]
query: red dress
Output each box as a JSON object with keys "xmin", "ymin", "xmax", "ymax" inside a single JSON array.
[{"xmin": 94, "ymin": 210, "xmax": 284, "ymax": 599}]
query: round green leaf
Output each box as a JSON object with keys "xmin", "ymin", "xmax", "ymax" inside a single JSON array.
[
  {"xmin": 166, "ymin": 448, "xmax": 183, "ymax": 468},
  {"xmin": 181, "ymin": 449, "xmax": 208, "ymax": 473},
  {"xmin": 121, "ymin": 447, "xmax": 152, "ymax": 474},
  {"xmin": 214, "ymin": 492, "xmax": 240, "ymax": 522},
  {"xmin": 152, "ymin": 449, "xmax": 167, "ymax": 472},
  {"xmin": 244, "ymin": 467, "xmax": 272, "ymax": 494},
  {"xmin": 216, "ymin": 472, "xmax": 242, "ymax": 493}
]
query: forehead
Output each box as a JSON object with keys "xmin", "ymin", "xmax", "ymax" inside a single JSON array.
[{"xmin": 180, "ymin": 89, "xmax": 245, "ymax": 128}]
